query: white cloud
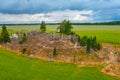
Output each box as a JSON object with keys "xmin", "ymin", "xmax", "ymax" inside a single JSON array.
[{"xmin": 0, "ymin": 10, "xmax": 94, "ymax": 24}]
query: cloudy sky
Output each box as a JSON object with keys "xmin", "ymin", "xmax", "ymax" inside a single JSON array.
[{"xmin": 0, "ymin": 0, "xmax": 120, "ymax": 24}]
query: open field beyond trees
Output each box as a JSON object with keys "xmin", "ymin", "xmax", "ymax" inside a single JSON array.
[{"xmin": 0, "ymin": 25, "xmax": 120, "ymax": 44}]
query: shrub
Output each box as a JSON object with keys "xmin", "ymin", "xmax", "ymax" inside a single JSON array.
[
  {"xmin": 97, "ymin": 43, "xmax": 101, "ymax": 50},
  {"xmin": 80, "ymin": 36, "xmax": 88, "ymax": 46},
  {"xmin": 70, "ymin": 36, "xmax": 74, "ymax": 42},
  {"xmin": 86, "ymin": 38, "xmax": 90, "ymax": 53},
  {"xmin": 22, "ymin": 48, "xmax": 27, "ymax": 54},
  {"xmin": 19, "ymin": 33, "xmax": 26, "ymax": 44},
  {"xmin": 53, "ymin": 47, "xmax": 57, "ymax": 56}
]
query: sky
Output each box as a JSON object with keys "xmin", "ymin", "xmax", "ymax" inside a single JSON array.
[{"xmin": 0, "ymin": 0, "xmax": 120, "ymax": 24}]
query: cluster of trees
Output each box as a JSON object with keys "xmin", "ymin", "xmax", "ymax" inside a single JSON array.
[
  {"xmin": 78, "ymin": 35, "xmax": 101, "ymax": 53},
  {"xmin": 0, "ymin": 25, "xmax": 10, "ymax": 43},
  {"xmin": 19, "ymin": 33, "xmax": 27, "ymax": 44},
  {"xmin": 40, "ymin": 20, "xmax": 73, "ymax": 34},
  {"xmin": 59, "ymin": 20, "xmax": 73, "ymax": 34}
]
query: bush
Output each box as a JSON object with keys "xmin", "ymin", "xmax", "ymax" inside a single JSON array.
[
  {"xmin": 19, "ymin": 33, "xmax": 26, "ymax": 44},
  {"xmin": 97, "ymin": 43, "xmax": 101, "ymax": 50},
  {"xmin": 19, "ymin": 40, "xmax": 23, "ymax": 44},
  {"xmin": 80, "ymin": 36, "xmax": 88, "ymax": 46},
  {"xmin": 53, "ymin": 47, "xmax": 57, "ymax": 56},
  {"xmin": 22, "ymin": 48, "xmax": 27, "ymax": 54},
  {"xmin": 70, "ymin": 36, "xmax": 74, "ymax": 42},
  {"xmin": 86, "ymin": 38, "xmax": 91, "ymax": 53}
]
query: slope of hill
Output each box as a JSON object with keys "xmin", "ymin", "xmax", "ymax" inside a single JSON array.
[{"xmin": 0, "ymin": 48, "xmax": 117, "ymax": 80}]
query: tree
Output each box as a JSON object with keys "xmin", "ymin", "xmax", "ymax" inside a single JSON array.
[
  {"xmin": 92, "ymin": 36, "xmax": 97, "ymax": 50},
  {"xmin": 97, "ymin": 43, "xmax": 101, "ymax": 50},
  {"xmin": 80, "ymin": 36, "xmax": 88, "ymax": 46},
  {"xmin": 60, "ymin": 20, "xmax": 73, "ymax": 34},
  {"xmin": 53, "ymin": 47, "xmax": 57, "ymax": 56},
  {"xmin": 0, "ymin": 25, "xmax": 10, "ymax": 43},
  {"xmin": 86, "ymin": 38, "xmax": 90, "ymax": 53},
  {"xmin": 22, "ymin": 33, "xmax": 27, "ymax": 42},
  {"xmin": 19, "ymin": 33, "xmax": 26, "ymax": 44},
  {"xmin": 40, "ymin": 21, "xmax": 46, "ymax": 32}
]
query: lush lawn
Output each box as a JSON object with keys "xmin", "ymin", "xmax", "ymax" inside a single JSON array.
[
  {"xmin": 75, "ymin": 30, "xmax": 120, "ymax": 44},
  {"xmin": 73, "ymin": 25, "xmax": 120, "ymax": 30},
  {"xmin": 0, "ymin": 48, "xmax": 117, "ymax": 80}
]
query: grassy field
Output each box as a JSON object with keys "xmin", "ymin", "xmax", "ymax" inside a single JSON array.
[
  {"xmin": 76, "ymin": 30, "xmax": 120, "ymax": 44},
  {"xmin": 0, "ymin": 25, "xmax": 120, "ymax": 44},
  {"xmin": 0, "ymin": 48, "xmax": 117, "ymax": 80},
  {"xmin": 0, "ymin": 25, "xmax": 120, "ymax": 31}
]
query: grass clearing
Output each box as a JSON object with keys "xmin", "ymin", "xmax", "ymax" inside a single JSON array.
[
  {"xmin": 0, "ymin": 25, "xmax": 119, "ymax": 44},
  {"xmin": 75, "ymin": 30, "xmax": 120, "ymax": 44},
  {"xmin": 0, "ymin": 48, "xmax": 117, "ymax": 80},
  {"xmin": 0, "ymin": 25, "xmax": 119, "ymax": 31}
]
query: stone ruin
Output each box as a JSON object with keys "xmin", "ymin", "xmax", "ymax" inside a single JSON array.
[
  {"xmin": 1, "ymin": 31, "xmax": 120, "ymax": 64},
  {"xmin": 1, "ymin": 32, "xmax": 84, "ymax": 61}
]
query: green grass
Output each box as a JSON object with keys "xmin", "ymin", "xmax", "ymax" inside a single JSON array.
[
  {"xmin": 0, "ymin": 48, "xmax": 117, "ymax": 80},
  {"xmin": 75, "ymin": 30, "xmax": 120, "ymax": 44},
  {"xmin": 73, "ymin": 25, "xmax": 120, "ymax": 30},
  {"xmin": 0, "ymin": 25, "xmax": 57, "ymax": 31},
  {"xmin": 0, "ymin": 25, "xmax": 120, "ymax": 31}
]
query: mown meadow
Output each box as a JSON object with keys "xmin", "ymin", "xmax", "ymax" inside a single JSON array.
[{"xmin": 0, "ymin": 48, "xmax": 117, "ymax": 80}]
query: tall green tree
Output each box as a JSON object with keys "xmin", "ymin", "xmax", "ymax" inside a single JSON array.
[
  {"xmin": 0, "ymin": 25, "xmax": 10, "ymax": 43},
  {"xmin": 60, "ymin": 20, "xmax": 73, "ymax": 34},
  {"xmin": 40, "ymin": 21, "xmax": 46, "ymax": 32},
  {"xmin": 19, "ymin": 33, "xmax": 27, "ymax": 44},
  {"xmin": 86, "ymin": 38, "xmax": 91, "ymax": 53},
  {"xmin": 92, "ymin": 36, "xmax": 97, "ymax": 50},
  {"xmin": 80, "ymin": 36, "xmax": 88, "ymax": 46}
]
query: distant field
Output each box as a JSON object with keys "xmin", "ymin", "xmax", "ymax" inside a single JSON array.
[
  {"xmin": 0, "ymin": 25, "xmax": 120, "ymax": 31},
  {"xmin": 0, "ymin": 48, "xmax": 117, "ymax": 80},
  {"xmin": 0, "ymin": 25, "xmax": 57, "ymax": 31},
  {"xmin": 76, "ymin": 30, "xmax": 120, "ymax": 44},
  {"xmin": 0, "ymin": 25, "xmax": 120, "ymax": 44}
]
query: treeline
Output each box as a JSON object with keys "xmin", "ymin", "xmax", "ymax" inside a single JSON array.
[
  {"xmin": 0, "ymin": 21, "xmax": 120, "ymax": 26},
  {"xmin": 72, "ymin": 21, "xmax": 120, "ymax": 25}
]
